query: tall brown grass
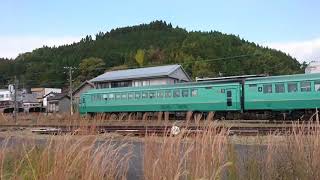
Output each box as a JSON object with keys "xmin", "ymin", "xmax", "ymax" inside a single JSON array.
[
  {"xmin": 143, "ymin": 123, "xmax": 231, "ymax": 180},
  {"xmin": 0, "ymin": 135, "xmax": 132, "ymax": 180},
  {"xmin": 1, "ymin": 117, "xmax": 320, "ymax": 179}
]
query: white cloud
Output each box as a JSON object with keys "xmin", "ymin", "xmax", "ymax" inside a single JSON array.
[
  {"xmin": 264, "ymin": 38, "xmax": 320, "ymax": 63},
  {"xmin": 0, "ymin": 36, "xmax": 81, "ymax": 59}
]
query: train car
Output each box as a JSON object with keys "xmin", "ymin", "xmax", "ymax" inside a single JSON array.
[
  {"xmin": 79, "ymin": 81, "xmax": 242, "ymax": 116},
  {"xmin": 244, "ymin": 73, "xmax": 320, "ymax": 119}
]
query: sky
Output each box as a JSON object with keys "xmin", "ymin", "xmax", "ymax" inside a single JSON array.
[{"xmin": 0, "ymin": 0, "xmax": 320, "ymax": 62}]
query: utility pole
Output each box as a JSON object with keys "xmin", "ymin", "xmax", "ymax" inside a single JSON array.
[
  {"xmin": 13, "ymin": 76, "xmax": 18, "ymax": 123},
  {"xmin": 64, "ymin": 67, "xmax": 75, "ymax": 115}
]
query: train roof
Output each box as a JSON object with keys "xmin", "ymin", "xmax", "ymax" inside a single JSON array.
[{"xmin": 245, "ymin": 73, "xmax": 320, "ymax": 84}]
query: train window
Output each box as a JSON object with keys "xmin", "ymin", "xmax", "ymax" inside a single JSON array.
[
  {"xmin": 135, "ymin": 92, "xmax": 141, "ymax": 99},
  {"xmin": 121, "ymin": 93, "xmax": 127, "ymax": 99},
  {"xmin": 96, "ymin": 94, "xmax": 102, "ymax": 101},
  {"xmin": 182, "ymin": 89, "xmax": 189, "ymax": 97},
  {"xmin": 157, "ymin": 91, "xmax": 164, "ymax": 98},
  {"xmin": 275, "ymin": 83, "xmax": 285, "ymax": 93},
  {"xmin": 115, "ymin": 94, "xmax": 121, "ymax": 100},
  {"xmin": 109, "ymin": 93, "xmax": 114, "ymax": 100},
  {"xmin": 142, "ymin": 92, "xmax": 148, "ymax": 99},
  {"xmin": 173, "ymin": 89, "xmax": 180, "ymax": 97},
  {"xmin": 301, "ymin": 81, "xmax": 311, "ymax": 92},
  {"xmin": 249, "ymin": 84, "xmax": 257, "ymax": 87},
  {"xmin": 263, "ymin": 84, "xmax": 272, "ymax": 93},
  {"xmin": 191, "ymin": 89, "xmax": 198, "ymax": 97},
  {"xmin": 288, "ymin": 82, "xmax": 298, "ymax": 92},
  {"xmin": 149, "ymin": 91, "xmax": 156, "ymax": 99},
  {"xmin": 165, "ymin": 90, "xmax": 172, "ymax": 98},
  {"xmin": 103, "ymin": 94, "xmax": 108, "ymax": 100},
  {"xmin": 128, "ymin": 93, "xmax": 134, "ymax": 99},
  {"xmin": 315, "ymin": 81, "xmax": 320, "ymax": 91}
]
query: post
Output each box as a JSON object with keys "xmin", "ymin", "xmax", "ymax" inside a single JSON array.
[
  {"xmin": 13, "ymin": 76, "xmax": 18, "ymax": 123},
  {"xmin": 69, "ymin": 67, "xmax": 74, "ymax": 115}
]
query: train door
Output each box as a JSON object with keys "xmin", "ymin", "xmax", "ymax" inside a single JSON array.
[
  {"xmin": 226, "ymin": 88, "xmax": 237, "ymax": 110},
  {"xmin": 80, "ymin": 96, "xmax": 86, "ymax": 113}
]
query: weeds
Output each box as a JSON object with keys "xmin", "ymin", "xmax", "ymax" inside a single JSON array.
[{"xmin": 0, "ymin": 135, "xmax": 132, "ymax": 180}]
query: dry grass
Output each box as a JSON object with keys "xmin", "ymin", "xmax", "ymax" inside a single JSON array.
[
  {"xmin": 0, "ymin": 135, "xmax": 132, "ymax": 180},
  {"xmin": 2, "ymin": 113, "xmax": 320, "ymax": 179},
  {"xmin": 143, "ymin": 122, "xmax": 231, "ymax": 180},
  {"xmin": 261, "ymin": 123, "xmax": 320, "ymax": 180}
]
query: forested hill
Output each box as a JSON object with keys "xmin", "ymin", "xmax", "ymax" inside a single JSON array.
[{"xmin": 0, "ymin": 20, "xmax": 303, "ymax": 89}]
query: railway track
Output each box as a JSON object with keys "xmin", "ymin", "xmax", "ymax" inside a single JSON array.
[{"xmin": 0, "ymin": 123, "xmax": 316, "ymax": 136}]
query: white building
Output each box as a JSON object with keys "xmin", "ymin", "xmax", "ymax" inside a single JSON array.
[
  {"xmin": 91, "ymin": 64, "xmax": 191, "ymax": 89},
  {"xmin": 31, "ymin": 88, "xmax": 62, "ymax": 107},
  {"xmin": 0, "ymin": 89, "xmax": 12, "ymax": 101},
  {"xmin": 305, "ymin": 61, "xmax": 320, "ymax": 74}
]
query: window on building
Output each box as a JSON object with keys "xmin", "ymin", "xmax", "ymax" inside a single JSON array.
[
  {"xmin": 191, "ymin": 89, "xmax": 198, "ymax": 97},
  {"xmin": 157, "ymin": 91, "xmax": 164, "ymax": 98},
  {"xmin": 142, "ymin": 92, "xmax": 148, "ymax": 99},
  {"xmin": 288, "ymin": 82, "xmax": 298, "ymax": 92},
  {"xmin": 135, "ymin": 92, "xmax": 141, "ymax": 99},
  {"xmin": 173, "ymin": 89, "xmax": 180, "ymax": 97},
  {"xmin": 149, "ymin": 91, "xmax": 156, "ymax": 99},
  {"xmin": 315, "ymin": 81, "xmax": 320, "ymax": 92},
  {"xmin": 301, "ymin": 81, "xmax": 311, "ymax": 92},
  {"xmin": 263, "ymin": 84, "xmax": 272, "ymax": 93},
  {"xmin": 275, "ymin": 83, "xmax": 285, "ymax": 93},
  {"xmin": 165, "ymin": 90, "xmax": 172, "ymax": 98},
  {"xmin": 111, "ymin": 81, "xmax": 132, "ymax": 88},
  {"xmin": 142, "ymin": 81, "xmax": 150, "ymax": 86},
  {"xmin": 182, "ymin": 89, "xmax": 189, "ymax": 97},
  {"xmin": 128, "ymin": 93, "xmax": 134, "ymax": 99}
]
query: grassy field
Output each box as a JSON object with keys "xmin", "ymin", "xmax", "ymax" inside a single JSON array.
[{"xmin": 0, "ymin": 121, "xmax": 319, "ymax": 179}]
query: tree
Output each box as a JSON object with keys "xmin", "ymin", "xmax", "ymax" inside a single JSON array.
[
  {"xmin": 78, "ymin": 57, "xmax": 105, "ymax": 82},
  {"xmin": 135, "ymin": 49, "xmax": 145, "ymax": 67}
]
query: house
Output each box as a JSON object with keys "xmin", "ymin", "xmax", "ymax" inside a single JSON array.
[
  {"xmin": 90, "ymin": 64, "xmax": 191, "ymax": 89},
  {"xmin": 72, "ymin": 81, "xmax": 95, "ymax": 112},
  {"xmin": 0, "ymin": 89, "xmax": 12, "ymax": 101},
  {"xmin": 0, "ymin": 89, "xmax": 23, "ymax": 113},
  {"xmin": 31, "ymin": 88, "xmax": 61, "ymax": 107},
  {"xmin": 72, "ymin": 81, "xmax": 95, "ymax": 104},
  {"xmin": 22, "ymin": 93, "xmax": 43, "ymax": 112},
  {"xmin": 46, "ymin": 93, "xmax": 70, "ymax": 113}
]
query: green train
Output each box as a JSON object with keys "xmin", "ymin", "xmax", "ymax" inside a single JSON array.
[{"xmin": 79, "ymin": 73, "xmax": 320, "ymax": 120}]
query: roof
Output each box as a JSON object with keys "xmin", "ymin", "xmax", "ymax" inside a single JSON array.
[
  {"xmin": 90, "ymin": 64, "xmax": 191, "ymax": 82},
  {"xmin": 22, "ymin": 94, "xmax": 38, "ymax": 103},
  {"xmin": 72, "ymin": 80, "xmax": 95, "ymax": 95},
  {"xmin": 245, "ymin": 73, "xmax": 320, "ymax": 84},
  {"xmin": 47, "ymin": 93, "xmax": 70, "ymax": 101},
  {"xmin": 196, "ymin": 74, "xmax": 267, "ymax": 82}
]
